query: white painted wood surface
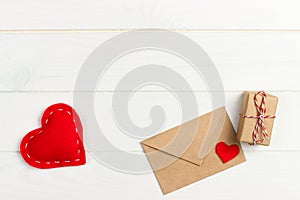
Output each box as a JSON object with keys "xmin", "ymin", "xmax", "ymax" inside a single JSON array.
[
  {"xmin": 1, "ymin": 152, "xmax": 299, "ymax": 199},
  {"xmin": 0, "ymin": 91, "xmax": 295, "ymax": 151},
  {"xmin": 0, "ymin": 32, "xmax": 300, "ymax": 91},
  {"xmin": 0, "ymin": 0, "xmax": 300, "ymax": 30},
  {"xmin": 0, "ymin": 1, "xmax": 299, "ymax": 199}
]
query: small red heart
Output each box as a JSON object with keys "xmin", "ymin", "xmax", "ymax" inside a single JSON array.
[
  {"xmin": 20, "ymin": 103, "xmax": 86, "ymax": 169},
  {"xmin": 216, "ymin": 142, "xmax": 240, "ymax": 163}
]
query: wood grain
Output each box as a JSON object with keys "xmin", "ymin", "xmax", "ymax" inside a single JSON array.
[
  {"xmin": 0, "ymin": 32, "xmax": 300, "ymax": 91},
  {"xmin": 0, "ymin": 91, "xmax": 293, "ymax": 151},
  {"xmin": 0, "ymin": 2, "xmax": 300, "ymax": 197},
  {"xmin": 0, "ymin": 152, "xmax": 298, "ymax": 199},
  {"xmin": 0, "ymin": 0, "xmax": 300, "ymax": 30}
]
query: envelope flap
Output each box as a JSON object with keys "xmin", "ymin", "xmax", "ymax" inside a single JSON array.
[{"xmin": 141, "ymin": 107, "xmax": 227, "ymax": 166}]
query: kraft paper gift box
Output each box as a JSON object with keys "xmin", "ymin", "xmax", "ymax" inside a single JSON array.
[
  {"xmin": 141, "ymin": 107, "xmax": 246, "ymax": 194},
  {"xmin": 237, "ymin": 91, "xmax": 278, "ymax": 146}
]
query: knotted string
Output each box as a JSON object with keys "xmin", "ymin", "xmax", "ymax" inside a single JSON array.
[{"xmin": 242, "ymin": 91, "xmax": 276, "ymax": 145}]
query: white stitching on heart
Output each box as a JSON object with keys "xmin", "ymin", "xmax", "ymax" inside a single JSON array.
[{"xmin": 24, "ymin": 107, "xmax": 83, "ymax": 166}]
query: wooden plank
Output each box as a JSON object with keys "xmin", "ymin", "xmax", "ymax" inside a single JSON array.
[
  {"xmin": 0, "ymin": 32, "xmax": 300, "ymax": 91},
  {"xmin": 0, "ymin": 0, "xmax": 300, "ymax": 30},
  {"xmin": 0, "ymin": 91, "xmax": 294, "ymax": 151},
  {"xmin": 0, "ymin": 152, "xmax": 299, "ymax": 199}
]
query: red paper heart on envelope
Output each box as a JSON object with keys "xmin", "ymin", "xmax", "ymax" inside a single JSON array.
[
  {"xmin": 20, "ymin": 103, "xmax": 86, "ymax": 169},
  {"xmin": 216, "ymin": 142, "xmax": 240, "ymax": 163}
]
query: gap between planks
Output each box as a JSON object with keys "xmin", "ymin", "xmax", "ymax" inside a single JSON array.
[
  {"xmin": 0, "ymin": 90, "xmax": 299, "ymax": 93},
  {"xmin": 1, "ymin": 29, "xmax": 300, "ymax": 34},
  {"xmin": 0, "ymin": 150, "xmax": 299, "ymax": 153}
]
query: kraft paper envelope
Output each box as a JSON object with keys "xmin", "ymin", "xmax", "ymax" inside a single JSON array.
[{"xmin": 141, "ymin": 107, "xmax": 246, "ymax": 194}]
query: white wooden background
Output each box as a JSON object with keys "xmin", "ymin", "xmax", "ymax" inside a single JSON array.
[{"xmin": 1, "ymin": 0, "xmax": 300, "ymax": 199}]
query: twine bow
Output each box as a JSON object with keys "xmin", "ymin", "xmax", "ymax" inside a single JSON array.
[{"xmin": 242, "ymin": 91, "xmax": 276, "ymax": 145}]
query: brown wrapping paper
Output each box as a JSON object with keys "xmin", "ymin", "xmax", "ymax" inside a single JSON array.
[
  {"xmin": 141, "ymin": 107, "xmax": 246, "ymax": 194},
  {"xmin": 237, "ymin": 91, "xmax": 278, "ymax": 146}
]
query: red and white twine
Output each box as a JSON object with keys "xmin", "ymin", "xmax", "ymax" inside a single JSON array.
[{"xmin": 242, "ymin": 91, "xmax": 276, "ymax": 145}]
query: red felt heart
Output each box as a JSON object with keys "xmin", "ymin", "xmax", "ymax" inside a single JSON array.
[
  {"xmin": 216, "ymin": 142, "xmax": 240, "ymax": 163},
  {"xmin": 20, "ymin": 103, "xmax": 86, "ymax": 169}
]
